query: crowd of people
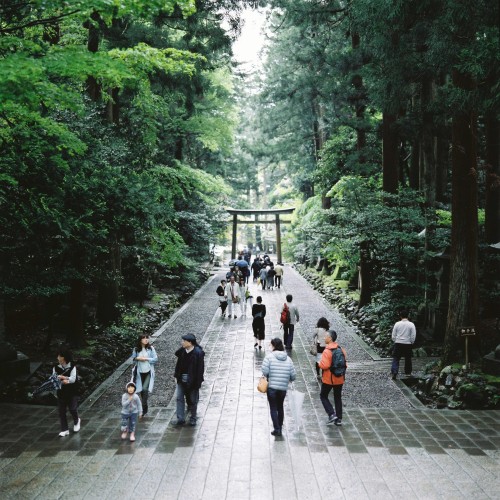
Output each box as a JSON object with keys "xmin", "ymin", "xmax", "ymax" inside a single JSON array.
[{"xmin": 41, "ymin": 259, "xmax": 415, "ymax": 442}]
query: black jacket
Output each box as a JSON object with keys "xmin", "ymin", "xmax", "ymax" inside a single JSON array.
[{"xmin": 174, "ymin": 345, "xmax": 205, "ymax": 389}]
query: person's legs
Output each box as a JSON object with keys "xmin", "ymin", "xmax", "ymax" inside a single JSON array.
[
  {"xmin": 391, "ymin": 344, "xmax": 401, "ymax": 378},
  {"xmin": 403, "ymin": 344, "xmax": 413, "ymax": 375},
  {"xmin": 140, "ymin": 372, "xmax": 151, "ymax": 415},
  {"xmin": 267, "ymin": 388, "xmax": 280, "ymax": 432},
  {"xmin": 333, "ymin": 385, "xmax": 343, "ymax": 421},
  {"xmin": 286, "ymin": 324, "xmax": 295, "ymax": 348},
  {"xmin": 128, "ymin": 413, "xmax": 138, "ymax": 433},
  {"xmin": 58, "ymin": 399, "xmax": 69, "ymax": 431},
  {"xmin": 186, "ymin": 387, "xmax": 200, "ymax": 425},
  {"xmin": 320, "ymin": 383, "xmax": 335, "ymax": 417},
  {"xmin": 276, "ymin": 390, "xmax": 286, "ymax": 430},
  {"xmin": 283, "ymin": 324, "xmax": 289, "ymax": 347},
  {"xmin": 176, "ymin": 383, "xmax": 187, "ymax": 423}
]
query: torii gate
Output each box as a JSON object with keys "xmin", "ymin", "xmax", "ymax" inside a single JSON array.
[{"xmin": 226, "ymin": 208, "xmax": 295, "ymax": 264}]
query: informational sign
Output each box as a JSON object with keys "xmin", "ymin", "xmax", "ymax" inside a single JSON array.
[{"xmin": 459, "ymin": 326, "xmax": 476, "ymax": 336}]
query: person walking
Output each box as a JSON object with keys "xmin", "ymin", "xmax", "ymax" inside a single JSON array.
[
  {"xmin": 281, "ymin": 294, "xmax": 300, "ymax": 349},
  {"xmin": 252, "ymin": 295, "xmax": 266, "ymax": 350},
  {"xmin": 131, "ymin": 334, "xmax": 158, "ymax": 417},
  {"xmin": 266, "ymin": 265, "xmax": 276, "ymax": 290},
  {"xmin": 274, "ymin": 262, "xmax": 284, "ymax": 288},
  {"xmin": 390, "ymin": 310, "xmax": 416, "ymax": 379},
  {"xmin": 120, "ymin": 382, "xmax": 143, "ymax": 442},
  {"xmin": 319, "ymin": 330, "xmax": 347, "ymax": 426},
  {"xmin": 227, "ymin": 275, "xmax": 240, "ymax": 318},
  {"xmin": 238, "ymin": 277, "xmax": 247, "ymax": 316},
  {"xmin": 259, "ymin": 265, "xmax": 267, "ymax": 290},
  {"xmin": 174, "ymin": 333, "xmax": 205, "ymax": 426},
  {"xmin": 251, "ymin": 257, "xmax": 261, "ymax": 282},
  {"xmin": 261, "ymin": 338, "xmax": 296, "ymax": 436},
  {"xmin": 54, "ymin": 347, "xmax": 81, "ymax": 437},
  {"xmin": 313, "ymin": 317, "xmax": 330, "ymax": 379},
  {"xmin": 216, "ymin": 279, "xmax": 228, "ymax": 318}
]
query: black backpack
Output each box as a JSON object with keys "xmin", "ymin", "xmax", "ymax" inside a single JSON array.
[{"xmin": 329, "ymin": 347, "xmax": 346, "ymax": 377}]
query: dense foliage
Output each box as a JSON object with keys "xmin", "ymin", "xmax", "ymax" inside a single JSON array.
[
  {"xmin": 0, "ymin": 0, "xmax": 256, "ymax": 346},
  {"xmin": 241, "ymin": 0, "xmax": 499, "ymax": 363}
]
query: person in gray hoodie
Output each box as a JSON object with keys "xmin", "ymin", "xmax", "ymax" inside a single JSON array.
[{"xmin": 261, "ymin": 337, "xmax": 296, "ymax": 436}]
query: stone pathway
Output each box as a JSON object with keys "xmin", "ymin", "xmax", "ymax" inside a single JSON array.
[{"xmin": 0, "ymin": 265, "xmax": 499, "ymax": 499}]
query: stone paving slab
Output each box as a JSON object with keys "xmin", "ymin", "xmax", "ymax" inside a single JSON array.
[{"xmin": 0, "ymin": 265, "xmax": 499, "ymax": 499}]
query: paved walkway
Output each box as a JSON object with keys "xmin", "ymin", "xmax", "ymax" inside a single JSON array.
[{"xmin": 0, "ymin": 266, "xmax": 499, "ymax": 499}]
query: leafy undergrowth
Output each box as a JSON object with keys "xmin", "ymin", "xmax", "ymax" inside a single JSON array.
[
  {"xmin": 1, "ymin": 272, "xmax": 210, "ymax": 405},
  {"xmin": 406, "ymin": 363, "xmax": 500, "ymax": 410}
]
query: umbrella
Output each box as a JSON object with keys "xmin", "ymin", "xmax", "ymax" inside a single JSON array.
[
  {"xmin": 287, "ymin": 384, "xmax": 305, "ymax": 431},
  {"xmin": 31, "ymin": 373, "xmax": 61, "ymax": 397},
  {"xmin": 236, "ymin": 259, "xmax": 249, "ymax": 268}
]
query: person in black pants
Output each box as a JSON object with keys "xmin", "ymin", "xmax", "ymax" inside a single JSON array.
[{"xmin": 54, "ymin": 348, "xmax": 81, "ymax": 437}]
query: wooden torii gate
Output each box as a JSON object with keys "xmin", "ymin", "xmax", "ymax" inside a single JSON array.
[{"xmin": 226, "ymin": 208, "xmax": 295, "ymax": 264}]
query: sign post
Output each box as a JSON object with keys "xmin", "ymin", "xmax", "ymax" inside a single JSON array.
[{"xmin": 459, "ymin": 326, "xmax": 476, "ymax": 369}]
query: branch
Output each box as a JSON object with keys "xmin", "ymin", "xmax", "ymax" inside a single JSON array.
[{"xmin": 0, "ymin": 10, "xmax": 81, "ymax": 34}]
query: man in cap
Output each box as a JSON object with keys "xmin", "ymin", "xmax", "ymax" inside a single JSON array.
[{"xmin": 173, "ymin": 334, "xmax": 205, "ymax": 426}]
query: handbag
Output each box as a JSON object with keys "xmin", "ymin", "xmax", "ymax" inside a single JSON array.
[
  {"xmin": 257, "ymin": 376, "xmax": 268, "ymax": 393},
  {"xmin": 309, "ymin": 340, "xmax": 318, "ymax": 356}
]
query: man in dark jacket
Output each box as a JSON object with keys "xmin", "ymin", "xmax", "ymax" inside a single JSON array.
[{"xmin": 174, "ymin": 333, "xmax": 205, "ymax": 426}]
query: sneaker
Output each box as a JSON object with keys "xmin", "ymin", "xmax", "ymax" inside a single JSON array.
[
  {"xmin": 189, "ymin": 418, "xmax": 197, "ymax": 426},
  {"xmin": 391, "ymin": 373, "xmax": 397, "ymax": 380},
  {"xmin": 271, "ymin": 430, "xmax": 282, "ymax": 436},
  {"xmin": 334, "ymin": 418, "xmax": 342, "ymax": 426},
  {"xmin": 173, "ymin": 420, "xmax": 185, "ymax": 426},
  {"xmin": 254, "ymin": 343, "xmax": 258, "ymax": 348},
  {"xmin": 73, "ymin": 418, "xmax": 81, "ymax": 432},
  {"xmin": 121, "ymin": 431, "xmax": 128, "ymax": 439},
  {"xmin": 327, "ymin": 414, "xmax": 337, "ymax": 425},
  {"xmin": 129, "ymin": 432, "xmax": 135, "ymax": 442},
  {"xmin": 58, "ymin": 430, "xmax": 70, "ymax": 437},
  {"xmin": 259, "ymin": 346, "xmax": 262, "ymax": 350}
]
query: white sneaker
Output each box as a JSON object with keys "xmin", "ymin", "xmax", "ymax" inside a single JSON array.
[
  {"xmin": 73, "ymin": 418, "xmax": 81, "ymax": 432},
  {"xmin": 58, "ymin": 430, "xmax": 70, "ymax": 437}
]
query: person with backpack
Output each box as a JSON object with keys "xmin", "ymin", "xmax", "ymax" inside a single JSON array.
[
  {"xmin": 280, "ymin": 294, "xmax": 299, "ymax": 350},
  {"xmin": 53, "ymin": 347, "xmax": 81, "ymax": 437},
  {"xmin": 318, "ymin": 330, "xmax": 347, "ymax": 426}
]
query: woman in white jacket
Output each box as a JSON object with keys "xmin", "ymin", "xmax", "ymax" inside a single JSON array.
[{"xmin": 261, "ymin": 338, "xmax": 296, "ymax": 436}]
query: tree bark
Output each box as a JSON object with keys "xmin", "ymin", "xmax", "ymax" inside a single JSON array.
[
  {"xmin": 96, "ymin": 239, "xmax": 121, "ymax": 326},
  {"xmin": 443, "ymin": 70, "xmax": 479, "ymax": 364},
  {"xmin": 382, "ymin": 112, "xmax": 399, "ymax": 193}
]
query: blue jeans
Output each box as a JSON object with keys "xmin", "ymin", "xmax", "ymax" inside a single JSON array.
[
  {"xmin": 283, "ymin": 323, "xmax": 295, "ymax": 348},
  {"xmin": 267, "ymin": 387, "xmax": 286, "ymax": 431},
  {"xmin": 176, "ymin": 383, "xmax": 199, "ymax": 423},
  {"xmin": 121, "ymin": 413, "xmax": 138, "ymax": 432},
  {"xmin": 320, "ymin": 383, "xmax": 343, "ymax": 420}
]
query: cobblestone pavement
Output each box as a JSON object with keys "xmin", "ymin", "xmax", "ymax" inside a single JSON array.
[{"xmin": 0, "ymin": 265, "xmax": 499, "ymax": 499}]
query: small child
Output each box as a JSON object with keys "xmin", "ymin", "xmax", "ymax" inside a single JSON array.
[{"xmin": 121, "ymin": 382, "xmax": 143, "ymax": 442}]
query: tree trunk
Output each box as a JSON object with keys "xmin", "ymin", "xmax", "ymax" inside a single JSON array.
[
  {"xmin": 485, "ymin": 112, "xmax": 500, "ymax": 244},
  {"xmin": 96, "ymin": 240, "xmax": 121, "ymax": 326},
  {"xmin": 358, "ymin": 241, "xmax": 372, "ymax": 307},
  {"xmin": 382, "ymin": 112, "xmax": 399, "ymax": 193},
  {"xmin": 66, "ymin": 253, "xmax": 85, "ymax": 347},
  {"xmin": 443, "ymin": 70, "xmax": 479, "ymax": 365},
  {"xmin": 85, "ymin": 11, "xmax": 102, "ymax": 101}
]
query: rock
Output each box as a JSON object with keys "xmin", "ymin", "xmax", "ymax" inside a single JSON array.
[
  {"xmin": 445, "ymin": 373, "xmax": 454, "ymax": 387},
  {"xmin": 495, "ymin": 344, "xmax": 500, "ymax": 360}
]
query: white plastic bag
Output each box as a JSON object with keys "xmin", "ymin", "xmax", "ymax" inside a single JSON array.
[{"xmin": 287, "ymin": 384, "xmax": 305, "ymax": 431}]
